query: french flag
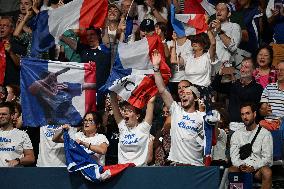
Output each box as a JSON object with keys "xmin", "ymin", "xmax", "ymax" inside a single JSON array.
[
  {"xmin": 171, "ymin": 4, "xmax": 209, "ymax": 37},
  {"xmin": 29, "ymin": 0, "xmax": 107, "ymax": 57},
  {"xmin": 100, "ymin": 34, "xmax": 171, "ymax": 109},
  {"xmin": 20, "ymin": 58, "xmax": 96, "ymax": 127},
  {"xmin": 63, "ymin": 130, "xmax": 135, "ymax": 182},
  {"xmin": 183, "ymin": 0, "xmax": 216, "ymax": 16}
]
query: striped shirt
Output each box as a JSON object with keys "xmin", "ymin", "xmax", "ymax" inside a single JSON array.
[{"xmin": 260, "ymin": 82, "xmax": 284, "ymax": 120}]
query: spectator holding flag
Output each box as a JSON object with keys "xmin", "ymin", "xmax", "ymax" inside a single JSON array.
[
  {"xmin": 109, "ymin": 92, "xmax": 156, "ymax": 166},
  {"xmin": 53, "ymin": 112, "xmax": 109, "ymax": 166},
  {"xmin": 152, "ymin": 50, "xmax": 216, "ymax": 166}
]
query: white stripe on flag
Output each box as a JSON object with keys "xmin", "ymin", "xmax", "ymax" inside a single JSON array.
[
  {"xmin": 118, "ymin": 38, "xmax": 152, "ymax": 70},
  {"xmin": 109, "ymin": 75, "xmax": 145, "ymax": 101},
  {"xmin": 48, "ymin": 0, "xmax": 83, "ymax": 43},
  {"xmin": 175, "ymin": 14, "xmax": 196, "ymax": 23}
]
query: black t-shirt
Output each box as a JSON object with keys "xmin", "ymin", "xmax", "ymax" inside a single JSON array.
[{"xmin": 76, "ymin": 43, "xmax": 111, "ymax": 110}]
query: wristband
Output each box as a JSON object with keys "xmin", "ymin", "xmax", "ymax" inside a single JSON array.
[
  {"xmin": 217, "ymin": 30, "xmax": 225, "ymax": 35},
  {"xmin": 88, "ymin": 143, "xmax": 91, "ymax": 150}
]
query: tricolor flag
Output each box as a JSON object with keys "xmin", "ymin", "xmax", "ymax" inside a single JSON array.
[
  {"xmin": 63, "ymin": 130, "xmax": 135, "ymax": 182},
  {"xmin": 183, "ymin": 0, "xmax": 216, "ymax": 16},
  {"xmin": 100, "ymin": 34, "xmax": 171, "ymax": 109},
  {"xmin": 0, "ymin": 41, "xmax": 6, "ymax": 85},
  {"xmin": 171, "ymin": 4, "xmax": 209, "ymax": 37},
  {"xmin": 29, "ymin": 0, "xmax": 107, "ymax": 57},
  {"xmin": 20, "ymin": 58, "xmax": 96, "ymax": 127}
]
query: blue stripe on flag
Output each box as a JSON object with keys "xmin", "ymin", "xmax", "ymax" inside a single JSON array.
[
  {"xmin": 29, "ymin": 10, "xmax": 55, "ymax": 57},
  {"xmin": 170, "ymin": 4, "xmax": 186, "ymax": 37},
  {"xmin": 99, "ymin": 52, "xmax": 132, "ymax": 93},
  {"xmin": 21, "ymin": 58, "xmax": 49, "ymax": 126}
]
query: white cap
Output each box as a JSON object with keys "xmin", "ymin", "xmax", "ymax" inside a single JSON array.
[{"xmin": 184, "ymin": 86, "xmax": 200, "ymax": 99}]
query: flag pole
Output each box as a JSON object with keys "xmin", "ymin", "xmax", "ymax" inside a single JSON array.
[{"xmin": 125, "ymin": 0, "xmax": 135, "ymax": 20}]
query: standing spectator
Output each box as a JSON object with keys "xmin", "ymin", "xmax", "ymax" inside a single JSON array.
[
  {"xmin": 0, "ymin": 17, "xmax": 22, "ymax": 86},
  {"xmin": 167, "ymin": 31, "xmax": 193, "ymax": 101},
  {"xmin": 237, "ymin": 0, "xmax": 263, "ymax": 55},
  {"xmin": 212, "ymin": 58, "xmax": 263, "ymax": 131},
  {"xmin": 109, "ymin": 92, "xmax": 155, "ymax": 166},
  {"xmin": 60, "ymin": 27, "xmax": 111, "ymax": 110},
  {"xmin": 211, "ymin": 1, "xmax": 242, "ymax": 76},
  {"xmin": 152, "ymin": 51, "xmax": 210, "ymax": 166},
  {"xmin": 0, "ymin": 85, "xmax": 8, "ymax": 103},
  {"xmin": 0, "ymin": 102, "xmax": 35, "ymax": 167},
  {"xmin": 137, "ymin": 0, "xmax": 168, "ymax": 24},
  {"xmin": 266, "ymin": 0, "xmax": 284, "ymax": 66},
  {"xmin": 53, "ymin": 112, "xmax": 109, "ymax": 166},
  {"xmin": 253, "ymin": 45, "xmax": 277, "ymax": 88},
  {"xmin": 229, "ymin": 103, "xmax": 273, "ymax": 189}
]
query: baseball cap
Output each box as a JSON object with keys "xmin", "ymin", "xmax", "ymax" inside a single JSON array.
[{"xmin": 140, "ymin": 19, "xmax": 155, "ymax": 32}]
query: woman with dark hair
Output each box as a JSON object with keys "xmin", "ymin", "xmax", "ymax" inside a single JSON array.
[
  {"xmin": 178, "ymin": 30, "xmax": 217, "ymax": 109},
  {"xmin": 53, "ymin": 112, "xmax": 109, "ymax": 166},
  {"xmin": 253, "ymin": 45, "xmax": 277, "ymax": 88},
  {"xmin": 137, "ymin": 0, "xmax": 168, "ymax": 24},
  {"xmin": 109, "ymin": 92, "xmax": 155, "ymax": 166},
  {"xmin": 6, "ymin": 84, "xmax": 20, "ymax": 103}
]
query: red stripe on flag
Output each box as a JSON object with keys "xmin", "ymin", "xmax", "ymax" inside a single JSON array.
[
  {"xmin": 84, "ymin": 62, "xmax": 97, "ymax": 112},
  {"xmin": 128, "ymin": 34, "xmax": 171, "ymax": 109},
  {"xmin": 79, "ymin": 0, "xmax": 108, "ymax": 29},
  {"xmin": 183, "ymin": 0, "xmax": 205, "ymax": 14},
  {"xmin": 187, "ymin": 14, "xmax": 208, "ymax": 34}
]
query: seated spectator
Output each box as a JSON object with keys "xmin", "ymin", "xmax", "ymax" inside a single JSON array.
[
  {"xmin": 0, "ymin": 102, "xmax": 35, "ymax": 167},
  {"xmin": 109, "ymin": 92, "xmax": 155, "ymax": 166},
  {"xmin": 229, "ymin": 103, "xmax": 273, "ymax": 189},
  {"xmin": 259, "ymin": 61, "xmax": 284, "ymax": 130},
  {"xmin": 53, "ymin": 112, "xmax": 109, "ymax": 166},
  {"xmin": 137, "ymin": 0, "xmax": 168, "ymax": 24},
  {"xmin": 0, "ymin": 85, "xmax": 8, "ymax": 103},
  {"xmin": 6, "ymin": 84, "xmax": 20, "ymax": 103},
  {"xmin": 253, "ymin": 45, "xmax": 277, "ymax": 88},
  {"xmin": 212, "ymin": 58, "xmax": 263, "ymax": 131}
]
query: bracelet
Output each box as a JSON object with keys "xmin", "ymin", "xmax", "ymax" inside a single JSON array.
[
  {"xmin": 153, "ymin": 67, "xmax": 160, "ymax": 72},
  {"xmin": 217, "ymin": 30, "xmax": 225, "ymax": 35},
  {"xmin": 88, "ymin": 143, "xmax": 91, "ymax": 150}
]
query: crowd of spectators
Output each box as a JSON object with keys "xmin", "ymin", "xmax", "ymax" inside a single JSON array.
[{"xmin": 0, "ymin": 0, "xmax": 284, "ymax": 188}]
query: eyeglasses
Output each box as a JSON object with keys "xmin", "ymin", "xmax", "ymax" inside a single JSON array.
[{"xmin": 84, "ymin": 119, "xmax": 95, "ymax": 124}]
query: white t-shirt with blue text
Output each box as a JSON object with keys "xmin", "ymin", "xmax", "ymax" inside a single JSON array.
[
  {"xmin": 169, "ymin": 101, "xmax": 206, "ymax": 165},
  {"xmin": 118, "ymin": 120, "xmax": 151, "ymax": 166}
]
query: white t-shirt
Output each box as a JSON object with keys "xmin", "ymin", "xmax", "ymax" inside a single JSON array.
[
  {"xmin": 212, "ymin": 128, "xmax": 227, "ymax": 161},
  {"xmin": 74, "ymin": 132, "xmax": 109, "ymax": 166},
  {"xmin": 167, "ymin": 39, "xmax": 193, "ymax": 82},
  {"xmin": 37, "ymin": 125, "xmax": 66, "ymax": 167},
  {"xmin": 137, "ymin": 5, "xmax": 168, "ymax": 24},
  {"xmin": 118, "ymin": 120, "xmax": 151, "ymax": 166},
  {"xmin": 184, "ymin": 52, "xmax": 218, "ymax": 87},
  {"xmin": 230, "ymin": 125, "xmax": 273, "ymax": 170},
  {"xmin": 213, "ymin": 22, "xmax": 241, "ymax": 75},
  {"xmin": 168, "ymin": 101, "xmax": 206, "ymax": 165},
  {"xmin": 0, "ymin": 128, "xmax": 33, "ymax": 167}
]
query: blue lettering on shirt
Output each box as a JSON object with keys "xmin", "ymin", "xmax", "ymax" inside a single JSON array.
[
  {"xmin": 121, "ymin": 133, "xmax": 139, "ymax": 145},
  {"xmin": 0, "ymin": 137, "xmax": 12, "ymax": 143}
]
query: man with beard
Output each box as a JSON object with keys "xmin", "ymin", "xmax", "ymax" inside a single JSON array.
[
  {"xmin": 212, "ymin": 58, "xmax": 263, "ymax": 131},
  {"xmin": 229, "ymin": 103, "xmax": 273, "ymax": 189},
  {"xmin": 0, "ymin": 102, "xmax": 35, "ymax": 167},
  {"xmin": 152, "ymin": 50, "xmax": 207, "ymax": 166}
]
